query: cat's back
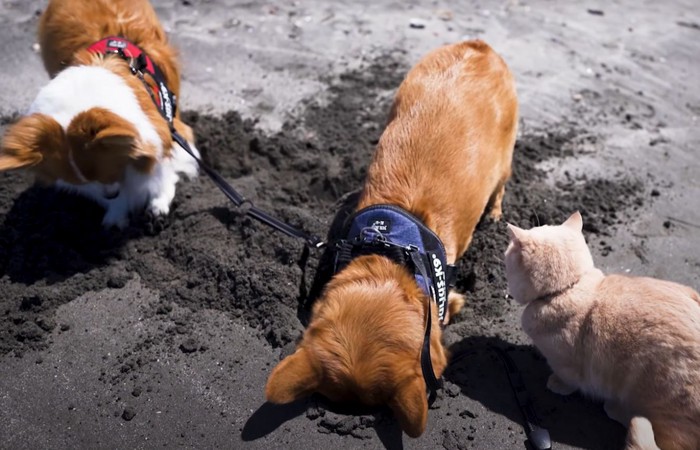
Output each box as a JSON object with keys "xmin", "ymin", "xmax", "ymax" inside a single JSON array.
[
  {"xmin": 593, "ymin": 274, "xmax": 700, "ymax": 338},
  {"xmin": 599, "ymin": 274, "xmax": 700, "ymax": 320},
  {"xmin": 594, "ymin": 274, "xmax": 700, "ymax": 449}
]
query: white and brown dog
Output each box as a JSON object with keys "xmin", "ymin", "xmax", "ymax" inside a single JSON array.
[
  {"xmin": 0, "ymin": 0, "xmax": 198, "ymax": 228},
  {"xmin": 265, "ymin": 41, "xmax": 518, "ymax": 437}
]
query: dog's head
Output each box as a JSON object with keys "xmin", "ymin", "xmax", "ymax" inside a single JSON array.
[
  {"xmin": 265, "ymin": 255, "xmax": 447, "ymax": 437},
  {"xmin": 0, "ymin": 64, "xmax": 164, "ymax": 195},
  {"xmin": 1, "ymin": 109, "xmax": 156, "ymax": 186}
]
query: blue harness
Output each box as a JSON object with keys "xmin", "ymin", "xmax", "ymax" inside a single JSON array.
[{"xmin": 332, "ymin": 204, "xmax": 456, "ymax": 401}]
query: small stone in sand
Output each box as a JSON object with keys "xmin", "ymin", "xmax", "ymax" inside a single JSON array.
[
  {"xmin": 436, "ymin": 9, "xmax": 453, "ymax": 21},
  {"xmin": 122, "ymin": 407, "xmax": 136, "ymax": 421},
  {"xmin": 409, "ymin": 18, "xmax": 426, "ymax": 29},
  {"xmin": 180, "ymin": 338, "xmax": 199, "ymax": 354}
]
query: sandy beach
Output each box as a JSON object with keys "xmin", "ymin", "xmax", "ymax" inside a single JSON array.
[{"xmin": 0, "ymin": 1, "xmax": 698, "ymax": 448}]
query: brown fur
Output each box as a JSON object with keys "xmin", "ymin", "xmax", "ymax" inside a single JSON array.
[
  {"xmin": 266, "ymin": 40, "xmax": 518, "ymax": 437},
  {"xmin": 1, "ymin": 0, "xmax": 193, "ymax": 184},
  {"xmin": 505, "ymin": 212, "xmax": 700, "ymax": 450}
]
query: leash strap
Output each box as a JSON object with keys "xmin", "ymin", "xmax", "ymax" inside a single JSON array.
[
  {"xmin": 171, "ymin": 131, "xmax": 324, "ymax": 248},
  {"xmin": 87, "ymin": 37, "xmax": 323, "ymax": 248},
  {"xmin": 451, "ymin": 347, "xmax": 551, "ymax": 450},
  {"xmin": 490, "ymin": 347, "xmax": 551, "ymax": 450}
]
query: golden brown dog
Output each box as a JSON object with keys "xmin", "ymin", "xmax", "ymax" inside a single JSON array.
[
  {"xmin": 265, "ymin": 40, "xmax": 518, "ymax": 437},
  {"xmin": 0, "ymin": 0, "xmax": 198, "ymax": 227}
]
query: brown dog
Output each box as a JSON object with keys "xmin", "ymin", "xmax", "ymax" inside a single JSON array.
[
  {"xmin": 265, "ymin": 40, "xmax": 518, "ymax": 437},
  {"xmin": 0, "ymin": 0, "xmax": 198, "ymax": 228}
]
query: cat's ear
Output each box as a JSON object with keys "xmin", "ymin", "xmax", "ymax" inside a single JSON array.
[
  {"xmin": 562, "ymin": 211, "xmax": 583, "ymax": 232},
  {"xmin": 265, "ymin": 347, "xmax": 320, "ymax": 404},
  {"xmin": 507, "ymin": 223, "xmax": 527, "ymax": 243},
  {"xmin": 389, "ymin": 375, "xmax": 428, "ymax": 438}
]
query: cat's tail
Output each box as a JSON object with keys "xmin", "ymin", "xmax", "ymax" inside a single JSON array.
[{"xmin": 625, "ymin": 417, "xmax": 659, "ymax": 450}]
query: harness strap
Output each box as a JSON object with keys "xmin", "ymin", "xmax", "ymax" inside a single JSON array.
[
  {"xmin": 408, "ymin": 250, "xmax": 442, "ymax": 403},
  {"xmin": 333, "ymin": 239, "xmax": 411, "ymax": 271}
]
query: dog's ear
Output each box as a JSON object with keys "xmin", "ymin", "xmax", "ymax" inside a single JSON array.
[
  {"xmin": 265, "ymin": 347, "xmax": 320, "ymax": 404},
  {"xmin": 0, "ymin": 113, "xmax": 63, "ymax": 170},
  {"xmin": 91, "ymin": 124, "xmax": 156, "ymax": 173},
  {"xmin": 68, "ymin": 108, "xmax": 156, "ymax": 179},
  {"xmin": 389, "ymin": 375, "xmax": 428, "ymax": 438}
]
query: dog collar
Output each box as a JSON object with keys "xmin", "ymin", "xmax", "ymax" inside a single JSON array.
[
  {"xmin": 66, "ymin": 147, "xmax": 88, "ymax": 184},
  {"xmin": 87, "ymin": 36, "xmax": 177, "ymax": 124}
]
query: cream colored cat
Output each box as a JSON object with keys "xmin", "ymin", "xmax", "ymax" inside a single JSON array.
[{"xmin": 504, "ymin": 211, "xmax": 700, "ymax": 450}]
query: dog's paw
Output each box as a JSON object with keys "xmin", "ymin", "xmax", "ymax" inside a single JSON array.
[
  {"xmin": 102, "ymin": 214, "xmax": 128, "ymax": 230},
  {"xmin": 604, "ymin": 400, "xmax": 632, "ymax": 425},
  {"xmin": 546, "ymin": 373, "xmax": 577, "ymax": 396},
  {"xmin": 102, "ymin": 207, "xmax": 129, "ymax": 229},
  {"xmin": 143, "ymin": 200, "xmax": 171, "ymax": 235},
  {"xmin": 148, "ymin": 197, "xmax": 171, "ymax": 217},
  {"xmin": 142, "ymin": 208, "xmax": 168, "ymax": 235},
  {"xmin": 487, "ymin": 208, "xmax": 503, "ymax": 222},
  {"xmin": 101, "ymin": 195, "xmax": 130, "ymax": 229}
]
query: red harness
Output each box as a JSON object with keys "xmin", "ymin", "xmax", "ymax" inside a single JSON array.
[{"xmin": 87, "ymin": 36, "xmax": 175, "ymax": 123}]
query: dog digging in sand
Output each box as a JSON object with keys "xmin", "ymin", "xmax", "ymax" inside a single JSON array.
[
  {"xmin": 0, "ymin": 0, "xmax": 198, "ymax": 228},
  {"xmin": 265, "ymin": 40, "xmax": 518, "ymax": 437},
  {"xmin": 505, "ymin": 212, "xmax": 700, "ymax": 450}
]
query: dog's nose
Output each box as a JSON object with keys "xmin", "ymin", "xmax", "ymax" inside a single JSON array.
[{"xmin": 103, "ymin": 183, "xmax": 120, "ymax": 199}]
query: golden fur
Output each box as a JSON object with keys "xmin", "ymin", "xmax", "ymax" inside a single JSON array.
[
  {"xmin": 0, "ymin": 0, "xmax": 196, "ymax": 226},
  {"xmin": 266, "ymin": 40, "xmax": 518, "ymax": 437},
  {"xmin": 505, "ymin": 212, "xmax": 700, "ymax": 450}
]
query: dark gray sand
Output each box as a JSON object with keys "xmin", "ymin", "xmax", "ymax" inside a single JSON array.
[{"xmin": 1, "ymin": 1, "xmax": 698, "ymax": 449}]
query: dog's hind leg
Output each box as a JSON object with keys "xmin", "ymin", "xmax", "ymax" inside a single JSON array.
[{"xmin": 486, "ymin": 174, "xmax": 509, "ymax": 221}]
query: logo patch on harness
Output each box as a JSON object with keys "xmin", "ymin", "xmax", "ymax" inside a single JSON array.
[
  {"xmin": 160, "ymin": 82, "xmax": 173, "ymax": 122},
  {"xmin": 370, "ymin": 218, "xmax": 392, "ymax": 233},
  {"xmin": 430, "ymin": 252, "xmax": 448, "ymax": 321},
  {"xmin": 106, "ymin": 39, "xmax": 128, "ymax": 49}
]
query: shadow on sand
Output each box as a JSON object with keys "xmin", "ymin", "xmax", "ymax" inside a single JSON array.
[
  {"xmin": 0, "ymin": 184, "xmax": 138, "ymax": 285},
  {"xmin": 242, "ymin": 396, "xmax": 406, "ymax": 449},
  {"xmin": 446, "ymin": 335, "xmax": 626, "ymax": 450}
]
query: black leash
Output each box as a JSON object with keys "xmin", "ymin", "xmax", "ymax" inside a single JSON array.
[
  {"xmin": 451, "ymin": 347, "xmax": 551, "ymax": 450},
  {"xmin": 95, "ymin": 40, "xmax": 545, "ymax": 440},
  {"xmin": 491, "ymin": 347, "xmax": 551, "ymax": 450},
  {"xmin": 90, "ymin": 37, "xmax": 324, "ymax": 248},
  {"xmin": 171, "ymin": 131, "xmax": 324, "ymax": 248}
]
